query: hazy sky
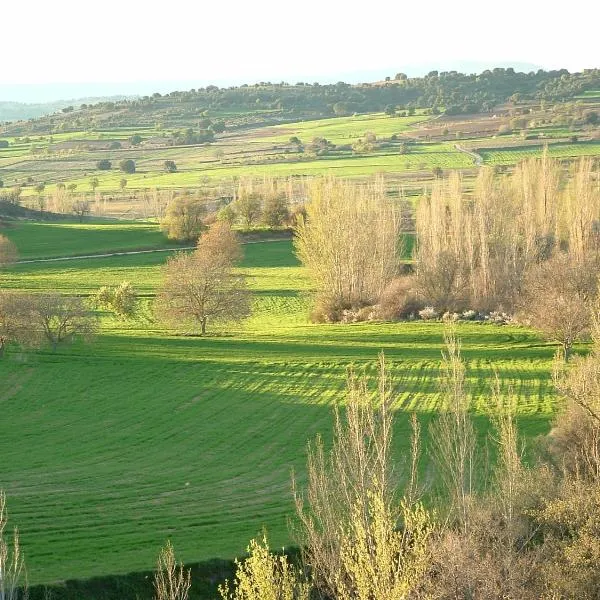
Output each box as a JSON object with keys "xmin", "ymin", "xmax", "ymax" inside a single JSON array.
[{"xmin": 2, "ymin": 0, "xmax": 599, "ymax": 91}]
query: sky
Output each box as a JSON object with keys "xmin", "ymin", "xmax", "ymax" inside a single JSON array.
[{"xmin": 1, "ymin": 0, "xmax": 599, "ymax": 102}]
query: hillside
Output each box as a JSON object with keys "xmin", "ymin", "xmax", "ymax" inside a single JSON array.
[{"xmin": 2, "ymin": 68, "xmax": 599, "ymax": 137}]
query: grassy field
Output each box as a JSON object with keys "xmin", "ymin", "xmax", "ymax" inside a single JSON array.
[
  {"xmin": 479, "ymin": 140, "xmax": 600, "ymax": 165},
  {"xmin": 258, "ymin": 112, "xmax": 428, "ymax": 144},
  {"xmin": 2, "ymin": 221, "xmax": 175, "ymax": 260},
  {"xmin": 0, "ymin": 221, "xmax": 562, "ymax": 585}
]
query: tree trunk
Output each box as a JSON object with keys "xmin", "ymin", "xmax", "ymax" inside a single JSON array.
[{"xmin": 201, "ymin": 317, "xmax": 207, "ymax": 335}]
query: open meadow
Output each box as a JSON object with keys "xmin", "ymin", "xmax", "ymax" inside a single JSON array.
[{"xmin": 0, "ymin": 221, "xmax": 560, "ymax": 585}]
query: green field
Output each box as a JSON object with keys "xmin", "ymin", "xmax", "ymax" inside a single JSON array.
[
  {"xmin": 259, "ymin": 112, "xmax": 428, "ymax": 144},
  {"xmin": 0, "ymin": 221, "xmax": 562, "ymax": 585},
  {"xmin": 479, "ymin": 141, "xmax": 600, "ymax": 165}
]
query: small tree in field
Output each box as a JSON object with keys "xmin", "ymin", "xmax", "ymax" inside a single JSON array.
[
  {"xmin": 27, "ymin": 293, "xmax": 97, "ymax": 351},
  {"xmin": 72, "ymin": 199, "xmax": 91, "ymax": 222},
  {"xmin": 262, "ymin": 193, "xmax": 289, "ymax": 227},
  {"xmin": 234, "ymin": 192, "xmax": 262, "ymax": 229},
  {"xmin": 156, "ymin": 222, "xmax": 251, "ymax": 334},
  {"xmin": 0, "ymin": 235, "xmax": 18, "ymax": 268}
]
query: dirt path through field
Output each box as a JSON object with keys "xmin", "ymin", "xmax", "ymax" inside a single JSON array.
[{"xmin": 454, "ymin": 144, "xmax": 483, "ymax": 166}]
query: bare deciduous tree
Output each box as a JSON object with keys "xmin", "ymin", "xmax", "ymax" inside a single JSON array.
[
  {"xmin": 520, "ymin": 252, "xmax": 598, "ymax": 360},
  {"xmin": 0, "ymin": 292, "xmax": 96, "ymax": 353},
  {"xmin": 156, "ymin": 222, "xmax": 250, "ymax": 334},
  {"xmin": 429, "ymin": 331, "xmax": 477, "ymax": 531},
  {"xmin": 295, "ymin": 178, "xmax": 401, "ymax": 320},
  {"xmin": 153, "ymin": 541, "xmax": 191, "ymax": 600},
  {"xmin": 0, "ymin": 491, "xmax": 27, "ymax": 600}
]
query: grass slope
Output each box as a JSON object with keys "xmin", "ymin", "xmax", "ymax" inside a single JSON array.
[{"xmin": 0, "ymin": 222, "xmax": 559, "ymax": 585}]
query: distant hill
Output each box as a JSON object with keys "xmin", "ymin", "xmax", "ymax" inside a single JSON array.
[
  {"xmin": 1, "ymin": 68, "xmax": 598, "ymax": 136},
  {"xmin": 0, "ymin": 96, "xmax": 132, "ymax": 123}
]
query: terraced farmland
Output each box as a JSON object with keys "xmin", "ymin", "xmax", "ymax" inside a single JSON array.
[{"xmin": 0, "ymin": 222, "xmax": 562, "ymax": 585}]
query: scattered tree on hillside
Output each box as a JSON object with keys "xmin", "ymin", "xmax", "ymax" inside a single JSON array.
[
  {"xmin": 89, "ymin": 177, "xmax": 99, "ymax": 192},
  {"xmin": 119, "ymin": 159, "xmax": 136, "ymax": 174},
  {"xmin": 27, "ymin": 293, "xmax": 97, "ymax": 351},
  {"xmin": 96, "ymin": 159, "xmax": 112, "ymax": 170},
  {"xmin": 262, "ymin": 193, "xmax": 289, "ymax": 227},
  {"xmin": 120, "ymin": 178, "xmax": 128, "ymax": 192},
  {"xmin": 216, "ymin": 204, "xmax": 237, "ymax": 226},
  {"xmin": 0, "ymin": 292, "xmax": 96, "ymax": 353},
  {"xmin": 129, "ymin": 134, "xmax": 142, "ymax": 146},
  {"xmin": 155, "ymin": 222, "xmax": 250, "ymax": 334},
  {"xmin": 521, "ymin": 253, "xmax": 599, "ymax": 360},
  {"xmin": 164, "ymin": 160, "xmax": 177, "ymax": 173},
  {"xmin": 161, "ymin": 196, "xmax": 206, "ymax": 241}
]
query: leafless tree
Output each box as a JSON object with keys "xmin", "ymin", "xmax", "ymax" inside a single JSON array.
[
  {"xmin": 0, "ymin": 292, "xmax": 96, "ymax": 353},
  {"xmin": 155, "ymin": 222, "xmax": 250, "ymax": 334},
  {"xmin": 520, "ymin": 252, "xmax": 598, "ymax": 360},
  {"xmin": 0, "ymin": 491, "xmax": 27, "ymax": 600},
  {"xmin": 295, "ymin": 177, "xmax": 401, "ymax": 319},
  {"xmin": 153, "ymin": 541, "xmax": 191, "ymax": 600}
]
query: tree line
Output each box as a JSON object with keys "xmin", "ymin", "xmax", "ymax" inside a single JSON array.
[{"xmin": 4, "ymin": 68, "xmax": 600, "ymax": 137}]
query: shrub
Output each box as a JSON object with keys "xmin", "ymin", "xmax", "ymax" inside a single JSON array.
[
  {"xmin": 375, "ymin": 276, "xmax": 423, "ymax": 320},
  {"xmin": 418, "ymin": 306, "xmax": 439, "ymax": 320},
  {"xmin": 95, "ymin": 282, "xmax": 137, "ymax": 319}
]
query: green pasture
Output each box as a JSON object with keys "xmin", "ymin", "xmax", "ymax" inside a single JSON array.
[
  {"xmin": 259, "ymin": 112, "xmax": 428, "ymax": 144},
  {"xmin": 0, "ymin": 221, "xmax": 563, "ymax": 585},
  {"xmin": 1, "ymin": 222, "xmax": 173, "ymax": 260}
]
